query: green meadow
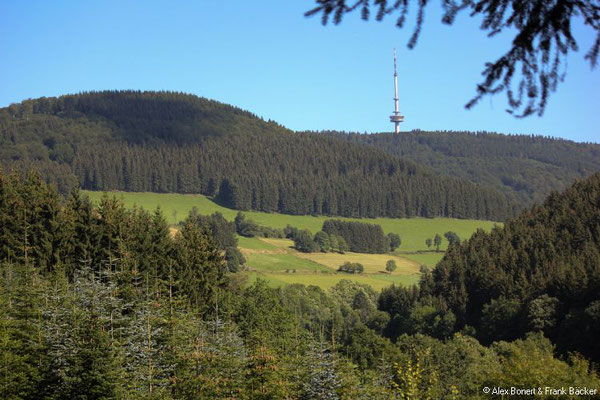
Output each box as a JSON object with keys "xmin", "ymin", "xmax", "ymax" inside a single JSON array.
[
  {"xmin": 84, "ymin": 190, "xmax": 500, "ymax": 290},
  {"xmin": 245, "ymin": 271, "xmax": 421, "ymax": 292},
  {"xmin": 84, "ymin": 191, "xmax": 500, "ymax": 252}
]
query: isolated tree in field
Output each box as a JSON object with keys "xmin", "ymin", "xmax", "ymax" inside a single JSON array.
[
  {"xmin": 434, "ymin": 234, "xmax": 442, "ymax": 252},
  {"xmin": 306, "ymin": 0, "xmax": 600, "ymax": 117},
  {"xmin": 385, "ymin": 259, "xmax": 397, "ymax": 274},
  {"xmin": 387, "ymin": 233, "xmax": 401, "ymax": 251},
  {"xmin": 425, "ymin": 238, "xmax": 432, "ymax": 250},
  {"xmin": 444, "ymin": 231, "xmax": 460, "ymax": 246}
]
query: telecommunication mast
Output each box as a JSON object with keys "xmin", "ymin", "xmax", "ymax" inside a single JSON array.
[{"xmin": 389, "ymin": 49, "xmax": 404, "ymax": 134}]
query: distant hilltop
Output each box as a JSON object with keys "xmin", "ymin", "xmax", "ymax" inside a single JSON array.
[{"xmin": 3, "ymin": 90, "xmax": 599, "ymax": 220}]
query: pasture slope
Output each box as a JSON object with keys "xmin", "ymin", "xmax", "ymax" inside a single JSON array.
[{"xmin": 84, "ymin": 190, "xmax": 500, "ymax": 290}]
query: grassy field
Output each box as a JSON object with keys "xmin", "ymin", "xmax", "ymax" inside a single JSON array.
[
  {"xmin": 258, "ymin": 238, "xmax": 420, "ymax": 274},
  {"xmin": 237, "ymin": 236, "xmax": 278, "ymax": 250},
  {"xmin": 84, "ymin": 190, "xmax": 498, "ymax": 291},
  {"xmin": 84, "ymin": 190, "xmax": 500, "ymax": 253},
  {"xmin": 255, "ymin": 238, "xmax": 420, "ymax": 274},
  {"xmin": 237, "ymin": 236, "xmax": 421, "ymax": 291},
  {"xmin": 394, "ymin": 251, "xmax": 446, "ymax": 267},
  {"xmin": 243, "ymin": 253, "xmax": 331, "ymax": 273}
]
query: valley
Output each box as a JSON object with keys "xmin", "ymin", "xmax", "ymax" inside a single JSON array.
[{"xmin": 84, "ymin": 190, "xmax": 499, "ymax": 290}]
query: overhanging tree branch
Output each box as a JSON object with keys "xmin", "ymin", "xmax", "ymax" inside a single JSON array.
[{"xmin": 306, "ymin": 0, "xmax": 600, "ymax": 117}]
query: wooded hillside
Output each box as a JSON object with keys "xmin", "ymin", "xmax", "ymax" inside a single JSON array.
[
  {"xmin": 432, "ymin": 173, "xmax": 600, "ymax": 360},
  {"xmin": 316, "ymin": 130, "xmax": 600, "ymax": 206},
  {"xmin": 1, "ymin": 91, "xmax": 518, "ymax": 220}
]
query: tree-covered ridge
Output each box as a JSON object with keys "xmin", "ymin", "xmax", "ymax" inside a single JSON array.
[
  {"xmin": 315, "ymin": 130, "xmax": 600, "ymax": 206},
  {"xmin": 1, "ymin": 91, "xmax": 518, "ymax": 220},
  {"xmin": 431, "ymin": 172, "xmax": 600, "ymax": 361}
]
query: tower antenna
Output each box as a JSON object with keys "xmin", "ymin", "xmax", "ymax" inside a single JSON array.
[{"xmin": 389, "ymin": 49, "xmax": 404, "ymax": 133}]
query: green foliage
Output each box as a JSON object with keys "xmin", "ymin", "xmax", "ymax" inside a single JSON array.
[
  {"xmin": 293, "ymin": 229, "xmax": 319, "ymax": 253},
  {"xmin": 173, "ymin": 220, "xmax": 227, "ymax": 314},
  {"xmin": 234, "ymin": 211, "xmax": 261, "ymax": 238},
  {"xmin": 323, "ymin": 219, "xmax": 387, "ymax": 253},
  {"xmin": 225, "ymin": 246, "xmax": 246, "ymax": 273},
  {"xmin": 188, "ymin": 210, "xmax": 237, "ymax": 249},
  {"xmin": 433, "ymin": 234, "xmax": 442, "ymax": 252},
  {"xmin": 338, "ymin": 262, "xmax": 364, "ymax": 274},
  {"xmin": 302, "ymin": 342, "xmax": 340, "ymax": 400},
  {"xmin": 385, "ymin": 259, "xmax": 397, "ymax": 274},
  {"xmin": 84, "ymin": 189, "xmax": 500, "ymax": 253},
  {"xmin": 488, "ymin": 333, "xmax": 600, "ymax": 394},
  {"xmin": 433, "ymin": 173, "xmax": 600, "ymax": 360},
  {"xmin": 0, "ymin": 170, "xmax": 599, "ymax": 398},
  {"xmin": 387, "ymin": 232, "xmax": 401, "ymax": 251},
  {"xmin": 323, "ymin": 130, "xmax": 600, "ymax": 207},
  {"xmin": 526, "ymin": 294, "xmax": 559, "ymax": 333},
  {"xmin": 314, "ymin": 230, "xmax": 331, "ymax": 252},
  {"xmin": 1, "ymin": 91, "xmax": 519, "ymax": 220},
  {"xmin": 172, "ymin": 317, "xmax": 247, "ymax": 400},
  {"xmin": 392, "ymin": 347, "xmax": 440, "ymax": 400},
  {"xmin": 443, "ymin": 231, "xmax": 460, "ymax": 246}
]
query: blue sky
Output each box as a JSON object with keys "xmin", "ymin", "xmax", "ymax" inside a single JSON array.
[{"xmin": 1, "ymin": 0, "xmax": 599, "ymax": 142}]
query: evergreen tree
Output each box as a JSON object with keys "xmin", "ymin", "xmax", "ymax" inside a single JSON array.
[
  {"xmin": 173, "ymin": 220, "xmax": 227, "ymax": 315},
  {"xmin": 302, "ymin": 342, "xmax": 340, "ymax": 400}
]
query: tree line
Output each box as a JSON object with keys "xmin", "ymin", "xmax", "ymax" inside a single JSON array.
[{"xmin": 322, "ymin": 219, "xmax": 387, "ymax": 254}]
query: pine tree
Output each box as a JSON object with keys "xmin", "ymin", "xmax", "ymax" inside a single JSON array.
[
  {"xmin": 302, "ymin": 342, "xmax": 341, "ymax": 400},
  {"xmin": 173, "ymin": 220, "xmax": 226, "ymax": 315},
  {"xmin": 0, "ymin": 262, "xmax": 45, "ymax": 398}
]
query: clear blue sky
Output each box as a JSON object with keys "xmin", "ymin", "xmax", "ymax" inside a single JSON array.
[{"xmin": 2, "ymin": 0, "xmax": 599, "ymax": 142}]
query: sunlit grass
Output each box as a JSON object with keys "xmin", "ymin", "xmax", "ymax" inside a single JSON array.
[{"xmin": 84, "ymin": 190, "xmax": 500, "ymax": 252}]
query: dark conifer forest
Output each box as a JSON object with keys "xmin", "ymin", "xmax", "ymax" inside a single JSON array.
[
  {"xmin": 316, "ymin": 130, "xmax": 600, "ymax": 206},
  {"xmin": 1, "ymin": 91, "xmax": 526, "ymax": 221},
  {"xmin": 432, "ymin": 173, "xmax": 600, "ymax": 360}
]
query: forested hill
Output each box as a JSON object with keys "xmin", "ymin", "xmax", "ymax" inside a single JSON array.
[
  {"xmin": 314, "ymin": 130, "xmax": 600, "ymax": 206},
  {"xmin": 432, "ymin": 172, "xmax": 600, "ymax": 360},
  {"xmin": 0, "ymin": 91, "xmax": 518, "ymax": 220}
]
